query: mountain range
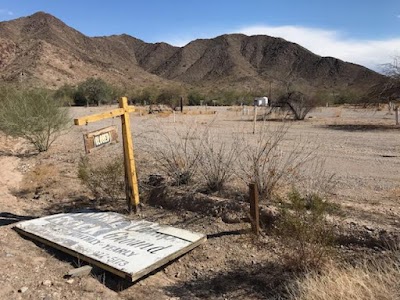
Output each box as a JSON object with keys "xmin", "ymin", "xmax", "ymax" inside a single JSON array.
[{"xmin": 0, "ymin": 11, "xmax": 386, "ymax": 96}]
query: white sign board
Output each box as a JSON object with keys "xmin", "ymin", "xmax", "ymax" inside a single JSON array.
[{"xmin": 15, "ymin": 212, "xmax": 206, "ymax": 281}]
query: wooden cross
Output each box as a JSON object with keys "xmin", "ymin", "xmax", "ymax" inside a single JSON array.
[{"xmin": 74, "ymin": 97, "xmax": 140, "ymax": 213}]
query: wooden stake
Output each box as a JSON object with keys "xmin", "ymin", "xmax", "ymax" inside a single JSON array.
[
  {"xmin": 249, "ymin": 183, "xmax": 260, "ymax": 236},
  {"xmin": 395, "ymin": 107, "xmax": 399, "ymax": 126},
  {"xmin": 180, "ymin": 96, "xmax": 183, "ymax": 113},
  {"xmin": 253, "ymin": 106, "xmax": 257, "ymax": 134}
]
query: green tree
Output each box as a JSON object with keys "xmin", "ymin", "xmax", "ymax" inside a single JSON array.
[
  {"xmin": 187, "ymin": 90, "xmax": 205, "ymax": 106},
  {"xmin": 156, "ymin": 86, "xmax": 183, "ymax": 109},
  {"xmin": 0, "ymin": 89, "xmax": 70, "ymax": 152},
  {"xmin": 75, "ymin": 78, "xmax": 112, "ymax": 106},
  {"xmin": 54, "ymin": 84, "xmax": 76, "ymax": 106}
]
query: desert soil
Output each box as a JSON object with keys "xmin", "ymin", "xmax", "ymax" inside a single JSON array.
[{"xmin": 0, "ymin": 106, "xmax": 399, "ymax": 299}]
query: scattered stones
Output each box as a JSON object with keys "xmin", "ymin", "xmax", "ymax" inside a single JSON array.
[
  {"xmin": 18, "ymin": 286, "xmax": 28, "ymax": 293},
  {"xmin": 221, "ymin": 212, "xmax": 241, "ymax": 224},
  {"xmin": 42, "ymin": 280, "xmax": 52, "ymax": 287}
]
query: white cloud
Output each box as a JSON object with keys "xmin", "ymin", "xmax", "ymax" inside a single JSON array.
[
  {"xmin": 165, "ymin": 25, "xmax": 400, "ymax": 71},
  {"xmin": 0, "ymin": 9, "xmax": 13, "ymax": 16}
]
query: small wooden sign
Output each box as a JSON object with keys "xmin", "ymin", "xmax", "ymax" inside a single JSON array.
[
  {"xmin": 15, "ymin": 212, "xmax": 207, "ymax": 282},
  {"xmin": 83, "ymin": 126, "xmax": 118, "ymax": 153}
]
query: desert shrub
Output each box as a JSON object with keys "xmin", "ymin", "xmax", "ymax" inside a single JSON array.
[
  {"xmin": 0, "ymin": 84, "xmax": 17, "ymax": 103},
  {"xmin": 293, "ymin": 158, "xmax": 337, "ymax": 207},
  {"xmin": 288, "ymin": 251, "xmax": 400, "ymax": 300},
  {"xmin": 275, "ymin": 189, "xmax": 334, "ymax": 271},
  {"xmin": 143, "ymin": 124, "xmax": 202, "ymax": 186},
  {"xmin": 198, "ymin": 130, "xmax": 238, "ymax": 192},
  {"xmin": 237, "ymin": 123, "xmax": 313, "ymax": 200},
  {"xmin": 277, "ymin": 91, "xmax": 319, "ymax": 120},
  {"xmin": 78, "ymin": 156, "xmax": 125, "ymax": 202},
  {"xmin": 0, "ymin": 88, "xmax": 70, "ymax": 152}
]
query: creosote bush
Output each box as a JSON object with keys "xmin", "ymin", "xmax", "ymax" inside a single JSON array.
[
  {"xmin": 237, "ymin": 123, "xmax": 313, "ymax": 200},
  {"xmin": 0, "ymin": 88, "xmax": 70, "ymax": 152},
  {"xmin": 198, "ymin": 130, "xmax": 238, "ymax": 192},
  {"xmin": 143, "ymin": 124, "xmax": 202, "ymax": 186},
  {"xmin": 275, "ymin": 189, "xmax": 334, "ymax": 271},
  {"xmin": 78, "ymin": 156, "xmax": 125, "ymax": 202}
]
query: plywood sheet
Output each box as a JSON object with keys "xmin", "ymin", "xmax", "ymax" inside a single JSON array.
[{"xmin": 15, "ymin": 212, "xmax": 206, "ymax": 282}]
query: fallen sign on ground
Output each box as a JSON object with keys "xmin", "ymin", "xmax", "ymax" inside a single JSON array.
[{"xmin": 14, "ymin": 212, "xmax": 207, "ymax": 282}]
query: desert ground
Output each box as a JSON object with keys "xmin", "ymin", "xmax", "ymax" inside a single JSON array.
[{"xmin": 0, "ymin": 105, "xmax": 399, "ymax": 299}]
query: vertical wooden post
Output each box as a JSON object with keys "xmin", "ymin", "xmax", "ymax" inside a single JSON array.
[
  {"xmin": 249, "ymin": 183, "xmax": 260, "ymax": 236},
  {"xmin": 395, "ymin": 107, "xmax": 399, "ymax": 126},
  {"xmin": 120, "ymin": 97, "xmax": 139, "ymax": 213},
  {"xmin": 253, "ymin": 106, "xmax": 257, "ymax": 134},
  {"xmin": 180, "ymin": 96, "xmax": 183, "ymax": 113}
]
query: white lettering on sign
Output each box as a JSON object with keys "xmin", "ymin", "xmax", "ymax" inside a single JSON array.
[
  {"xmin": 93, "ymin": 132, "xmax": 111, "ymax": 147},
  {"xmin": 14, "ymin": 212, "xmax": 206, "ymax": 282}
]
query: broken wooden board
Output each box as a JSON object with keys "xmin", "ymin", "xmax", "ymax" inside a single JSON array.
[{"xmin": 14, "ymin": 212, "xmax": 207, "ymax": 282}]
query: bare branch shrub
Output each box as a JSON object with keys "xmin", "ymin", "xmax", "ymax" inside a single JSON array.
[
  {"xmin": 78, "ymin": 155, "xmax": 125, "ymax": 202},
  {"xmin": 237, "ymin": 123, "xmax": 314, "ymax": 200},
  {"xmin": 0, "ymin": 88, "xmax": 70, "ymax": 152},
  {"xmin": 277, "ymin": 91, "xmax": 319, "ymax": 120},
  {"xmin": 294, "ymin": 158, "xmax": 337, "ymax": 203},
  {"xmin": 198, "ymin": 129, "xmax": 238, "ymax": 192},
  {"xmin": 142, "ymin": 123, "xmax": 203, "ymax": 186}
]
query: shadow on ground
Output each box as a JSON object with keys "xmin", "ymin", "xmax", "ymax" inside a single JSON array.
[
  {"xmin": 0, "ymin": 212, "xmax": 35, "ymax": 226},
  {"xmin": 321, "ymin": 124, "xmax": 400, "ymax": 132},
  {"xmin": 164, "ymin": 261, "xmax": 297, "ymax": 299},
  {"xmin": 43, "ymin": 195, "xmax": 129, "ymax": 215}
]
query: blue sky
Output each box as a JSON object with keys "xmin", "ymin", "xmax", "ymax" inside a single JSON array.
[{"xmin": 0, "ymin": 1, "xmax": 399, "ymax": 70}]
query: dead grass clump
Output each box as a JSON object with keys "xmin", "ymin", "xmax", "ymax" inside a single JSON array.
[
  {"xmin": 17, "ymin": 163, "xmax": 59, "ymax": 196},
  {"xmin": 288, "ymin": 253, "xmax": 400, "ymax": 300}
]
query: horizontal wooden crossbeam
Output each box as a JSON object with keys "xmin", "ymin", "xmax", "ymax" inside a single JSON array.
[{"xmin": 74, "ymin": 107, "xmax": 135, "ymax": 126}]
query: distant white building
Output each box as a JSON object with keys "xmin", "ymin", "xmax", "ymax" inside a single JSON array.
[{"xmin": 254, "ymin": 97, "xmax": 269, "ymax": 106}]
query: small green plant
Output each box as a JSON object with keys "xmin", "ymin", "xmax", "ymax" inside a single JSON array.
[
  {"xmin": 78, "ymin": 156, "xmax": 125, "ymax": 202},
  {"xmin": 275, "ymin": 188, "xmax": 334, "ymax": 271}
]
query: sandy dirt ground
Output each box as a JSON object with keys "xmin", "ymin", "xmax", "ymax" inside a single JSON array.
[{"xmin": 0, "ymin": 106, "xmax": 399, "ymax": 299}]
